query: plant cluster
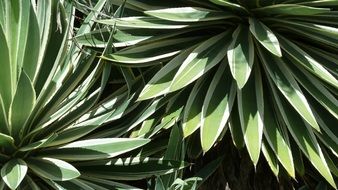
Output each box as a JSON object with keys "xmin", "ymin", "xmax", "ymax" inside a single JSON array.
[{"xmin": 0, "ymin": 0, "xmax": 337, "ymax": 189}]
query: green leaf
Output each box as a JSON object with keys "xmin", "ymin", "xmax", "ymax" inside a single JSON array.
[
  {"xmin": 209, "ymin": 0, "xmax": 248, "ymax": 12},
  {"xmin": 0, "ymin": 26, "xmax": 12, "ymax": 113},
  {"xmin": 170, "ymin": 31, "xmax": 231, "ymax": 92},
  {"xmin": 268, "ymin": 19, "xmax": 338, "ymax": 48},
  {"xmin": 286, "ymin": 60, "xmax": 338, "ymax": 120},
  {"xmin": 161, "ymin": 124, "xmax": 184, "ymax": 187},
  {"xmin": 258, "ymin": 48, "xmax": 320, "ymax": 132},
  {"xmin": 262, "ymin": 141, "xmax": 279, "ymax": 177},
  {"xmin": 182, "ymin": 75, "xmax": 211, "ymax": 138},
  {"xmin": 278, "ymin": 36, "xmax": 338, "ymax": 89},
  {"xmin": 249, "ymin": 18, "xmax": 282, "ymax": 57},
  {"xmin": 27, "ymin": 157, "xmax": 80, "ymax": 181},
  {"xmin": 21, "ymin": 0, "xmax": 40, "ymax": 83},
  {"xmin": 184, "ymin": 156, "xmax": 224, "ymax": 189},
  {"xmin": 96, "ymin": 17, "xmax": 191, "ymax": 29},
  {"xmin": 1, "ymin": 159, "xmax": 27, "ymax": 190},
  {"xmin": 0, "ymin": 133, "xmax": 14, "ymax": 149},
  {"xmin": 253, "ymin": 4, "xmax": 330, "ymax": 16},
  {"xmin": 155, "ymin": 177, "xmax": 165, "ymax": 190},
  {"xmin": 0, "ymin": 95, "xmax": 8, "ymax": 133},
  {"xmin": 101, "ymin": 37, "xmax": 201, "ymax": 65},
  {"xmin": 201, "ymin": 63, "xmax": 236, "ymax": 152},
  {"xmin": 40, "ymin": 138, "xmax": 150, "ymax": 160},
  {"xmin": 9, "ymin": 70, "xmax": 36, "ymax": 139},
  {"xmin": 228, "ymin": 103, "xmax": 245, "ymax": 149},
  {"xmin": 237, "ymin": 66, "xmax": 264, "ymax": 165},
  {"xmin": 227, "ymin": 25, "xmax": 255, "ymax": 89},
  {"xmin": 19, "ymin": 134, "xmax": 58, "ymax": 152},
  {"xmin": 263, "ymin": 97, "xmax": 295, "ymax": 178},
  {"xmin": 145, "ymin": 7, "xmax": 233, "ymax": 22},
  {"xmin": 300, "ymin": 0, "xmax": 338, "ymax": 6},
  {"xmin": 269, "ymin": 82, "xmax": 336, "ymax": 188},
  {"xmin": 138, "ymin": 49, "xmax": 192, "ymax": 100},
  {"xmin": 77, "ymin": 158, "xmax": 188, "ymax": 180}
]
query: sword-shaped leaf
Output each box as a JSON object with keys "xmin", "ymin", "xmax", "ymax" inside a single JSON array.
[
  {"xmin": 253, "ymin": 4, "xmax": 330, "ymax": 16},
  {"xmin": 27, "ymin": 157, "xmax": 80, "ymax": 181},
  {"xmin": 249, "ymin": 18, "xmax": 282, "ymax": 57},
  {"xmin": 40, "ymin": 138, "xmax": 150, "ymax": 160},
  {"xmin": 227, "ymin": 25, "xmax": 254, "ymax": 89},
  {"xmin": 9, "ymin": 71, "xmax": 36, "ymax": 139},
  {"xmin": 237, "ymin": 66, "xmax": 264, "ymax": 165},
  {"xmin": 145, "ymin": 7, "xmax": 234, "ymax": 22},
  {"xmin": 201, "ymin": 63, "xmax": 236, "ymax": 152},
  {"xmin": 170, "ymin": 31, "xmax": 231, "ymax": 92},
  {"xmin": 258, "ymin": 47, "xmax": 320, "ymax": 132},
  {"xmin": 182, "ymin": 75, "xmax": 211, "ymax": 138}
]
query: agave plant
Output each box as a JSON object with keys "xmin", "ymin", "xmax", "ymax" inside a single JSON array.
[
  {"xmin": 0, "ymin": 1, "xmax": 192, "ymax": 189},
  {"xmin": 80, "ymin": 0, "xmax": 338, "ymax": 188}
]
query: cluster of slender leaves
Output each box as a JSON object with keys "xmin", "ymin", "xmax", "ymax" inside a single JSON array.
[
  {"xmin": 0, "ymin": 0, "xmax": 202, "ymax": 189},
  {"xmin": 75, "ymin": 0, "xmax": 338, "ymax": 188}
]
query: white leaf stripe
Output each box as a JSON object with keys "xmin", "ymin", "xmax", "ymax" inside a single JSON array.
[
  {"xmin": 249, "ymin": 18, "xmax": 282, "ymax": 57},
  {"xmin": 200, "ymin": 63, "xmax": 236, "ymax": 152},
  {"xmin": 227, "ymin": 25, "xmax": 254, "ymax": 89},
  {"xmin": 27, "ymin": 157, "xmax": 80, "ymax": 181},
  {"xmin": 1, "ymin": 159, "xmax": 28, "ymax": 190},
  {"xmin": 257, "ymin": 47, "xmax": 321, "ymax": 132}
]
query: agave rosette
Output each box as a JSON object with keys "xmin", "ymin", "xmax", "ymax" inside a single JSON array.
[
  {"xmin": 84, "ymin": 0, "xmax": 338, "ymax": 187},
  {"xmin": 0, "ymin": 0, "xmax": 191, "ymax": 189}
]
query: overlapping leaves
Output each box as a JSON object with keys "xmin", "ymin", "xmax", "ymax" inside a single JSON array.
[
  {"xmin": 0, "ymin": 0, "xmax": 190, "ymax": 189},
  {"xmin": 81, "ymin": 0, "xmax": 338, "ymax": 188}
]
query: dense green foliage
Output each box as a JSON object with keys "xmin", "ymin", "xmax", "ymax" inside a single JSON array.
[{"xmin": 0, "ymin": 0, "xmax": 337, "ymax": 189}]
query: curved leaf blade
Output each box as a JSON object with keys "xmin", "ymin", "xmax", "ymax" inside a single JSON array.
[
  {"xmin": 27, "ymin": 157, "xmax": 80, "ymax": 181},
  {"xmin": 249, "ymin": 18, "xmax": 282, "ymax": 57},
  {"xmin": 201, "ymin": 63, "xmax": 236, "ymax": 152},
  {"xmin": 145, "ymin": 7, "xmax": 233, "ymax": 22},
  {"xmin": 1, "ymin": 159, "xmax": 27, "ymax": 190},
  {"xmin": 227, "ymin": 25, "xmax": 254, "ymax": 89},
  {"xmin": 258, "ymin": 48, "xmax": 320, "ymax": 132},
  {"xmin": 237, "ymin": 66, "xmax": 264, "ymax": 165},
  {"xmin": 9, "ymin": 70, "xmax": 36, "ymax": 139},
  {"xmin": 41, "ymin": 138, "xmax": 150, "ymax": 160},
  {"xmin": 170, "ymin": 31, "xmax": 231, "ymax": 92}
]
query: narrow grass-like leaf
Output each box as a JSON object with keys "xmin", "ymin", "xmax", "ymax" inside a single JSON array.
[
  {"xmin": 227, "ymin": 25, "xmax": 254, "ymax": 89},
  {"xmin": 170, "ymin": 31, "xmax": 231, "ymax": 92},
  {"xmin": 0, "ymin": 133, "xmax": 14, "ymax": 149},
  {"xmin": 0, "ymin": 26, "xmax": 12, "ymax": 113},
  {"xmin": 253, "ymin": 4, "xmax": 330, "ymax": 16},
  {"xmin": 258, "ymin": 47, "xmax": 320, "ymax": 132},
  {"xmin": 228, "ymin": 103, "xmax": 245, "ymax": 149},
  {"xmin": 1, "ymin": 159, "xmax": 27, "ymax": 190},
  {"xmin": 145, "ymin": 7, "xmax": 234, "ymax": 22},
  {"xmin": 201, "ymin": 63, "xmax": 236, "ymax": 152},
  {"xmin": 96, "ymin": 17, "xmax": 191, "ymax": 29},
  {"xmin": 237, "ymin": 66, "xmax": 264, "ymax": 165},
  {"xmin": 262, "ymin": 141, "xmax": 279, "ymax": 177},
  {"xmin": 27, "ymin": 157, "xmax": 80, "ymax": 181},
  {"xmin": 77, "ymin": 158, "xmax": 188, "ymax": 180},
  {"xmin": 249, "ymin": 18, "xmax": 282, "ymax": 57},
  {"xmin": 286, "ymin": 61, "xmax": 338, "ymax": 119},
  {"xmin": 278, "ymin": 36, "xmax": 338, "ymax": 89},
  {"xmin": 41, "ymin": 138, "xmax": 150, "ymax": 160},
  {"xmin": 269, "ymin": 82, "xmax": 336, "ymax": 188},
  {"xmin": 102, "ymin": 37, "xmax": 201, "ymax": 65},
  {"xmin": 138, "ymin": 49, "xmax": 193, "ymax": 100},
  {"xmin": 263, "ymin": 96, "xmax": 295, "ymax": 178},
  {"xmin": 182, "ymin": 75, "xmax": 211, "ymax": 138},
  {"xmin": 209, "ymin": 0, "xmax": 248, "ymax": 12}
]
